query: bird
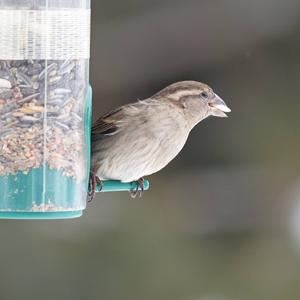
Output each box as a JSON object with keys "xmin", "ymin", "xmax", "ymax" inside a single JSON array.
[{"xmin": 89, "ymin": 81, "xmax": 231, "ymax": 199}]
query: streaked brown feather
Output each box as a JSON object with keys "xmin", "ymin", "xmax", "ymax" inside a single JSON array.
[
  {"xmin": 92, "ymin": 100, "xmax": 155, "ymax": 136},
  {"xmin": 92, "ymin": 107, "xmax": 123, "ymax": 136}
]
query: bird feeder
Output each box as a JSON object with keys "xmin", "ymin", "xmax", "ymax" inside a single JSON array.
[{"xmin": 0, "ymin": 0, "xmax": 149, "ymax": 219}]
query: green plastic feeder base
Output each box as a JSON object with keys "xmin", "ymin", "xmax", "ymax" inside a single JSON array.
[{"xmin": 0, "ymin": 166, "xmax": 86, "ymax": 218}]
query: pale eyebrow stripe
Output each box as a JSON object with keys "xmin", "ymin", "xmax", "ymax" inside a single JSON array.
[{"xmin": 168, "ymin": 89, "xmax": 200, "ymax": 100}]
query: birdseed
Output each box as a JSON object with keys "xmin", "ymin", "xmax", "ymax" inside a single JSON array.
[{"xmin": 0, "ymin": 59, "xmax": 87, "ymax": 182}]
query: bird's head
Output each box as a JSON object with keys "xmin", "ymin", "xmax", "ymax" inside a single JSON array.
[{"xmin": 152, "ymin": 81, "xmax": 231, "ymax": 128}]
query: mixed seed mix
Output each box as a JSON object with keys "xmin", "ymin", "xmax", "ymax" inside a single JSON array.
[{"xmin": 0, "ymin": 59, "xmax": 87, "ymax": 181}]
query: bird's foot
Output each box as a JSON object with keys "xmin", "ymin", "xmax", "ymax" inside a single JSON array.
[
  {"xmin": 88, "ymin": 172, "xmax": 102, "ymax": 202},
  {"xmin": 130, "ymin": 177, "xmax": 145, "ymax": 198}
]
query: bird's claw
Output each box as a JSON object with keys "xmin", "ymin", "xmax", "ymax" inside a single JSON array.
[
  {"xmin": 88, "ymin": 172, "xmax": 102, "ymax": 202},
  {"xmin": 130, "ymin": 178, "xmax": 145, "ymax": 198}
]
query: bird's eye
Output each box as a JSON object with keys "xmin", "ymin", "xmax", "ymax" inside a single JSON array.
[{"xmin": 200, "ymin": 91, "xmax": 208, "ymax": 99}]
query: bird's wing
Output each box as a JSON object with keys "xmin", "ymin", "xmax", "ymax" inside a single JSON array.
[
  {"xmin": 92, "ymin": 99, "xmax": 157, "ymax": 138},
  {"xmin": 92, "ymin": 107, "xmax": 124, "ymax": 136}
]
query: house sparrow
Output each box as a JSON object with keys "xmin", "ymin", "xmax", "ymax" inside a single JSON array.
[{"xmin": 89, "ymin": 81, "xmax": 231, "ymax": 199}]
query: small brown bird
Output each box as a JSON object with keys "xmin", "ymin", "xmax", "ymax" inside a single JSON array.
[{"xmin": 89, "ymin": 81, "xmax": 230, "ymax": 198}]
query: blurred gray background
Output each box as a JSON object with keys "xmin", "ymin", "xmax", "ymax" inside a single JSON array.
[{"xmin": 2, "ymin": 0, "xmax": 300, "ymax": 299}]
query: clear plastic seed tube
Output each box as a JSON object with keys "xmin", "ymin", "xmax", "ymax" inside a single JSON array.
[{"xmin": 0, "ymin": 0, "xmax": 91, "ymax": 218}]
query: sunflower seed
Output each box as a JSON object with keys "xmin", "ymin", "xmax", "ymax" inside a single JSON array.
[
  {"xmin": 0, "ymin": 78, "xmax": 12, "ymax": 89},
  {"xmin": 54, "ymin": 120, "xmax": 69, "ymax": 131},
  {"xmin": 0, "ymin": 88, "xmax": 12, "ymax": 99},
  {"xmin": 16, "ymin": 70, "xmax": 32, "ymax": 86},
  {"xmin": 18, "ymin": 93, "xmax": 40, "ymax": 104},
  {"xmin": 58, "ymin": 60, "xmax": 76, "ymax": 75},
  {"xmin": 20, "ymin": 116, "xmax": 40, "ymax": 123},
  {"xmin": 54, "ymin": 88, "xmax": 72, "ymax": 95},
  {"xmin": 38, "ymin": 63, "xmax": 57, "ymax": 80}
]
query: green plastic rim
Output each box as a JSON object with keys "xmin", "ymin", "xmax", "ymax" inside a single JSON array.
[{"xmin": 0, "ymin": 211, "xmax": 82, "ymax": 220}]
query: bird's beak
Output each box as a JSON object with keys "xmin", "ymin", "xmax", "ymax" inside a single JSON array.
[{"xmin": 209, "ymin": 94, "xmax": 231, "ymax": 118}]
